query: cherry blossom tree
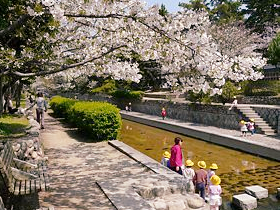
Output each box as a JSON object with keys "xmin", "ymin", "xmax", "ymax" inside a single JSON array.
[{"xmin": 0, "ymin": 0, "xmax": 267, "ymax": 109}]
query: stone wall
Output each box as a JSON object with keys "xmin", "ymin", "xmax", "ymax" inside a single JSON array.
[
  {"xmin": 123, "ymin": 100, "xmax": 241, "ymax": 130},
  {"xmin": 253, "ymin": 107, "xmax": 280, "ymax": 130},
  {"xmin": 59, "ymin": 93, "xmax": 280, "ymax": 133},
  {"xmin": 241, "ymin": 96, "xmax": 280, "ymax": 105}
]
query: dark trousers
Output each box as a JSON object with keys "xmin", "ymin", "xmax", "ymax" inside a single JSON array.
[
  {"xmin": 195, "ymin": 182, "xmax": 206, "ymax": 200},
  {"xmin": 170, "ymin": 166, "xmax": 183, "ymax": 175}
]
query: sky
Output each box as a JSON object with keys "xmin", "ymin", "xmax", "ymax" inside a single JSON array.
[{"xmin": 144, "ymin": 0, "xmax": 188, "ymax": 13}]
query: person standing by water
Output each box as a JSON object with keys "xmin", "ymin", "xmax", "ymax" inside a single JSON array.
[
  {"xmin": 36, "ymin": 92, "xmax": 48, "ymax": 129},
  {"xmin": 193, "ymin": 160, "xmax": 208, "ymax": 201},
  {"xmin": 182, "ymin": 159, "xmax": 195, "ymax": 193},
  {"xmin": 170, "ymin": 137, "xmax": 184, "ymax": 175},
  {"xmin": 209, "ymin": 175, "xmax": 222, "ymax": 210}
]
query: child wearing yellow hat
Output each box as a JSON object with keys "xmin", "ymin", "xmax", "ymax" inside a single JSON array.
[
  {"xmin": 161, "ymin": 151, "xmax": 170, "ymax": 168},
  {"xmin": 207, "ymin": 163, "xmax": 218, "ymax": 185},
  {"xmin": 193, "ymin": 161, "xmax": 208, "ymax": 201},
  {"xmin": 182, "ymin": 160, "xmax": 195, "ymax": 193},
  {"xmin": 209, "ymin": 175, "xmax": 222, "ymax": 210},
  {"xmin": 239, "ymin": 120, "xmax": 248, "ymax": 137}
]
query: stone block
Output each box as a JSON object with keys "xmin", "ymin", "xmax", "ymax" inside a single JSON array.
[
  {"xmin": 245, "ymin": 185, "xmax": 268, "ymax": 199},
  {"xmin": 232, "ymin": 194, "xmax": 257, "ymax": 210},
  {"xmin": 277, "ymin": 188, "xmax": 280, "ymax": 199},
  {"xmin": 166, "ymin": 200, "xmax": 186, "ymax": 210},
  {"xmin": 153, "ymin": 200, "xmax": 167, "ymax": 210}
]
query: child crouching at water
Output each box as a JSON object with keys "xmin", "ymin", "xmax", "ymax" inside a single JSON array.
[
  {"xmin": 209, "ymin": 175, "xmax": 222, "ymax": 210},
  {"xmin": 161, "ymin": 151, "xmax": 170, "ymax": 168}
]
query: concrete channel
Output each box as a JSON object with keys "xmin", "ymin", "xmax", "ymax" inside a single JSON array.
[{"xmin": 120, "ymin": 111, "xmax": 280, "ymax": 162}]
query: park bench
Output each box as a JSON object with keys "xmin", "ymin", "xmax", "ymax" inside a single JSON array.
[{"xmin": 0, "ymin": 140, "xmax": 49, "ymax": 195}]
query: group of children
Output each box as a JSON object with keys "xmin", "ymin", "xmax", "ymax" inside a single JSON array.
[
  {"xmin": 239, "ymin": 118, "xmax": 255, "ymax": 137},
  {"xmin": 161, "ymin": 152, "xmax": 222, "ymax": 210}
]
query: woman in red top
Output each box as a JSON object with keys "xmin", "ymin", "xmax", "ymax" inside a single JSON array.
[{"xmin": 169, "ymin": 137, "xmax": 183, "ymax": 175}]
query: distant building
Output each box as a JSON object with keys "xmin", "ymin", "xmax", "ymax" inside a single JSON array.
[{"xmin": 263, "ymin": 65, "xmax": 280, "ymax": 80}]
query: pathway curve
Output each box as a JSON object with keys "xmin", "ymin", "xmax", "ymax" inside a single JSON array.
[{"xmin": 38, "ymin": 112, "xmax": 148, "ymax": 210}]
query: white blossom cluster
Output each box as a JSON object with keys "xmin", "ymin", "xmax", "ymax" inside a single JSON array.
[{"xmin": 25, "ymin": 0, "xmax": 267, "ymax": 94}]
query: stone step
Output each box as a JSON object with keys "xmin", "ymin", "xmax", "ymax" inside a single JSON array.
[
  {"xmin": 245, "ymin": 185, "xmax": 268, "ymax": 199},
  {"xmin": 232, "ymin": 194, "xmax": 257, "ymax": 210}
]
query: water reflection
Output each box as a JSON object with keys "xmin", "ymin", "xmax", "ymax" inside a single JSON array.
[{"xmin": 120, "ymin": 120, "xmax": 280, "ymax": 208}]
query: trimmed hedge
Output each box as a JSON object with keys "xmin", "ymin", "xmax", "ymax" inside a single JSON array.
[
  {"xmin": 50, "ymin": 96, "xmax": 77, "ymax": 118},
  {"xmin": 50, "ymin": 96, "xmax": 121, "ymax": 141}
]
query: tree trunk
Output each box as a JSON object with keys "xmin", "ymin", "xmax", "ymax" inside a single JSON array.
[
  {"xmin": 15, "ymin": 81, "xmax": 22, "ymax": 108},
  {"xmin": 0, "ymin": 75, "xmax": 3, "ymax": 114}
]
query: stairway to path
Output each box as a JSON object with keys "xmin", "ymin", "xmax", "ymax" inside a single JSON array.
[{"xmin": 238, "ymin": 105, "xmax": 277, "ymax": 136}]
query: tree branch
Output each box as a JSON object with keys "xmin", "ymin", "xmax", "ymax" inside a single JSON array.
[{"xmin": 10, "ymin": 44, "xmax": 127, "ymax": 77}]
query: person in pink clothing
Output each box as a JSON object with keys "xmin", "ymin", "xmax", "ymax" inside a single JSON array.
[
  {"xmin": 209, "ymin": 175, "xmax": 222, "ymax": 210},
  {"xmin": 170, "ymin": 137, "xmax": 183, "ymax": 175}
]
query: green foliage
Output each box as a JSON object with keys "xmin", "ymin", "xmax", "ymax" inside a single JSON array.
[
  {"xmin": 50, "ymin": 96, "xmax": 77, "ymax": 118},
  {"xmin": 243, "ymin": 80, "xmax": 280, "ymax": 96},
  {"xmin": 186, "ymin": 91, "xmax": 212, "ymax": 104},
  {"xmin": 49, "ymin": 96, "xmax": 122, "ymax": 141},
  {"xmin": 111, "ymin": 90, "xmax": 144, "ymax": 100},
  {"xmin": 69, "ymin": 101, "xmax": 121, "ymax": 140},
  {"xmin": 179, "ymin": 0, "xmax": 208, "ymax": 11},
  {"xmin": 220, "ymin": 81, "xmax": 240, "ymax": 102},
  {"xmin": 267, "ymin": 32, "xmax": 280, "ymax": 65},
  {"xmin": 210, "ymin": 0, "xmax": 243, "ymax": 23},
  {"xmin": 244, "ymin": 0, "xmax": 280, "ymax": 33},
  {"xmin": 0, "ymin": 114, "xmax": 29, "ymax": 137},
  {"xmin": 91, "ymin": 79, "xmax": 116, "ymax": 94}
]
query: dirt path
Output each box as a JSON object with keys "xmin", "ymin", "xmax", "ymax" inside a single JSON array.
[{"xmin": 38, "ymin": 112, "xmax": 146, "ymax": 210}]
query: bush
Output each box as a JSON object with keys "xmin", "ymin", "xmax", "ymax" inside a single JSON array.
[
  {"xmin": 91, "ymin": 79, "xmax": 116, "ymax": 94},
  {"xmin": 50, "ymin": 96, "xmax": 77, "ymax": 118},
  {"xmin": 111, "ymin": 90, "xmax": 144, "ymax": 100},
  {"xmin": 50, "ymin": 96, "xmax": 121, "ymax": 141},
  {"xmin": 69, "ymin": 101, "xmax": 121, "ymax": 140}
]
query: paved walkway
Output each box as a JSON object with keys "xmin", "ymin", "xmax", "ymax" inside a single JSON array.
[{"xmin": 38, "ymin": 113, "xmax": 150, "ymax": 210}]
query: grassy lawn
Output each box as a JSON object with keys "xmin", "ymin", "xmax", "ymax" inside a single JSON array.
[{"xmin": 0, "ymin": 114, "xmax": 29, "ymax": 138}]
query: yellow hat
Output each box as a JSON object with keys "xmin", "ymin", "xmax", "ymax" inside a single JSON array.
[
  {"xmin": 186, "ymin": 159, "xmax": 194, "ymax": 167},
  {"xmin": 163, "ymin": 151, "xmax": 170, "ymax": 158},
  {"xmin": 209, "ymin": 163, "xmax": 218, "ymax": 170},
  {"xmin": 240, "ymin": 120, "xmax": 245, "ymax": 124},
  {"xmin": 162, "ymin": 108, "xmax": 165, "ymax": 110},
  {"xmin": 198, "ymin": 161, "xmax": 206, "ymax": 169},
  {"xmin": 210, "ymin": 175, "xmax": 221, "ymax": 185},
  {"xmin": 250, "ymin": 118, "xmax": 254, "ymax": 122}
]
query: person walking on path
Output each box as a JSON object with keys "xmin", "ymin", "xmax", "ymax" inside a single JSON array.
[
  {"xmin": 209, "ymin": 175, "xmax": 222, "ymax": 210},
  {"xmin": 193, "ymin": 160, "xmax": 208, "ymax": 201},
  {"xmin": 161, "ymin": 107, "xmax": 167, "ymax": 120},
  {"xmin": 182, "ymin": 159, "xmax": 195, "ymax": 193},
  {"xmin": 247, "ymin": 118, "xmax": 255, "ymax": 135},
  {"xmin": 170, "ymin": 137, "xmax": 184, "ymax": 175},
  {"xmin": 36, "ymin": 92, "xmax": 48, "ymax": 129}
]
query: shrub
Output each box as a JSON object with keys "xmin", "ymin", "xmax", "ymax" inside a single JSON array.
[
  {"xmin": 111, "ymin": 90, "xmax": 144, "ymax": 100},
  {"xmin": 91, "ymin": 79, "xmax": 116, "ymax": 94},
  {"xmin": 69, "ymin": 101, "xmax": 121, "ymax": 141},
  {"xmin": 50, "ymin": 96, "xmax": 77, "ymax": 118},
  {"xmin": 50, "ymin": 96, "xmax": 121, "ymax": 141}
]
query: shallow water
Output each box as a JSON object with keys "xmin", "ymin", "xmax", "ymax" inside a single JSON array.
[{"xmin": 120, "ymin": 119, "xmax": 280, "ymax": 209}]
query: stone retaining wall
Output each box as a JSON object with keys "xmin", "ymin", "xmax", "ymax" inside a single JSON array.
[
  {"xmin": 59, "ymin": 92, "xmax": 279, "ymax": 133},
  {"xmin": 241, "ymin": 96, "xmax": 280, "ymax": 105}
]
